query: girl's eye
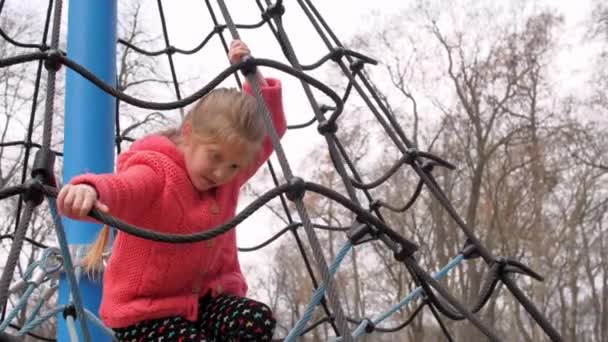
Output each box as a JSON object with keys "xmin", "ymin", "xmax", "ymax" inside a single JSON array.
[
  {"xmin": 209, "ymin": 153, "xmax": 221, "ymax": 162},
  {"xmin": 230, "ymin": 164, "xmax": 239, "ymax": 170}
]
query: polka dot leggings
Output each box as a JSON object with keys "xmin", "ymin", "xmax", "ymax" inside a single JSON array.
[{"xmin": 113, "ymin": 295, "xmax": 276, "ymax": 341}]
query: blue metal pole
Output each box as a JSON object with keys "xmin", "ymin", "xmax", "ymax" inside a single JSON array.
[{"xmin": 61, "ymin": 1, "xmax": 116, "ymax": 341}]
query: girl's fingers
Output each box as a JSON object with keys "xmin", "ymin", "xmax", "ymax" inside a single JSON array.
[
  {"xmin": 62, "ymin": 187, "xmax": 76, "ymax": 216},
  {"xmin": 80, "ymin": 193, "xmax": 96, "ymax": 218},
  {"xmin": 72, "ymin": 189, "xmax": 87, "ymax": 217},
  {"xmin": 57, "ymin": 184, "xmax": 100, "ymax": 219},
  {"xmin": 95, "ymin": 201, "xmax": 109, "ymax": 213},
  {"xmin": 229, "ymin": 40, "xmax": 250, "ymax": 61},
  {"xmin": 232, "ymin": 48, "xmax": 250, "ymax": 62},
  {"xmin": 57, "ymin": 185, "xmax": 70, "ymax": 210}
]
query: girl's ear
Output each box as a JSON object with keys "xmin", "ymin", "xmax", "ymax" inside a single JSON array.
[{"xmin": 181, "ymin": 120, "xmax": 193, "ymax": 141}]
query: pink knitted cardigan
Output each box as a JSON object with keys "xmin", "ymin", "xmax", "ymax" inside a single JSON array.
[{"xmin": 69, "ymin": 78, "xmax": 286, "ymax": 328}]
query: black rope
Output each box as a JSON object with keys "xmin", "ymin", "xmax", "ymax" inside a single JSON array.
[
  {"xmin": 0, "ymin": 27, "xmax": 48, "ymax": 51},
  {"xmin": 0, "ymin": 234, "xmax": 50, "ymax": 249},
  {"xmin": 155, "ymin": 0, "xmax": 182, "ymax": 102},
  {"xmin": 0, "ymin": 185, "xmax": 28, "ymax": 201},
  {"xmin": 257, "ymin": 5, "xmax": 423, "ymax": 338},
  {"xmin": 299, "ymin": 47, "xmax": 377, "ymax": 71},
  {"xmin": 264, "ymin": 160, "xmax": 340, "ymax": 334},
  {"xmin": 11, "ymin": 175, "xmax": 415, "ymax": 252},
  {"xmin": 426, "ymin": 301, "xmax": 455, "ymax": 342},
  {"xmin": 296, "ymin": 316, "xmax": 333, "ymax": 336},
  {"xmin": 216, "ymin": 0, "xmax": 353, "ymax": 337},
  {"xmin": 260, "ymin": 0, "xmax": 418, "ymax": 264},
  {"xmin": 257, "ymin": 3, "xmax": 448, "ymax": 339},
  {"xmin": 0, "ymin": 142, "xmax": 63, "ymax": 157},
  {"xmin": 0, "ymin": 53, "xmax": 345, "ymax": 115},
  {"xmin": 346, "ymin": 302, "xmax": 426, "ymax": 333},
  {"xmin": 0, "ymin": 201, "xmax": 36, "ymax": 317},
  {"xmin": 202, "ymin": 0, "xmax": 244, "ymax": 89},
  {"xmin": 237, "ymin": 223, "xmax": 348, "ymax": 252},
  {"xmin": 116, "ymin": 19, "xmax": 269, "ymax": 57}
]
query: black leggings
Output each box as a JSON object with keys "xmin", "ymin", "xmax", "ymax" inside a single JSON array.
[{"xmin": 113, "ymin": 295, "xmax": 276, "ymax": 341}]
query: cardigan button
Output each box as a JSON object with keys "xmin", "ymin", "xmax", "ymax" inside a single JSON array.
[
  {"xmin": 192, "ymin": 284, "xmax": 201, "ymax": 294},
  {"xmin": 210, "ymin": 203, "xmax": 220, "ymax": 215}
]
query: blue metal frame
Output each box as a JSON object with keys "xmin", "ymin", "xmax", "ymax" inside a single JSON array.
[{"xmin": 61, "ymin": 1, "xmax": 117, "ymax": 340}]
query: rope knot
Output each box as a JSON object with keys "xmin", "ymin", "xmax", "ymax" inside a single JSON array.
[
  {"xmin": 44, "ymin": 49, "xmax": 63, "ymax": 71},
  {"xmin": 319, "ymin": 104, "xmax": 334, "ymax": 114},
  {"xmin": 31, "ymin": 149, "xmax": 57, "ymax": 188},
  {"xmin": 347, "ymin": 221, "xmax": 373, "ymax": 245},
  {"xmin": 240, "ymin": 55, "xmax": 257, "ymax": 76},
  {"xmin": 166, "ymin": 45, "xmax": 177, "ymax": 55},
  {"xmin": 317, "ymin": 120, "xmax": 338, "ymax": 135},
  {"xmin": 349, "ymin": 59, "xmax": 365, "ymax": 74},
  {"xmin": 262, "ymin": 1, "xmax": 285, "ymax": 20},
  {"xmin": 62, "ymin": 305, "xmax": 77, "ymax": 319},
  {"xmin": 286, "ymin": 177, "xmax": 306, "ymax": 201},
  {"xmin": 461, "ymin": 239, "xmax": 481, "ymax": 260},
  {"xmin": 362, "ymin": 318, "xmax": 376, "ymax": 333},
  {"xmin": 23, "ymin": 178, "xmax": 45, "ymax": 207},
  {"xmin": 404, "ymin": 147, "xmax": 419, "ymax": 164},
  {"xmin": 497, "ymin": 257, "xmax": 544, "ymax": 282},
  {"xmin": 369, "ymin": 199, "xmax": 381, "ymax": 211},
  {"xmin": 330, "ymin": 47, "xmax": 346, "ymax": 63}
]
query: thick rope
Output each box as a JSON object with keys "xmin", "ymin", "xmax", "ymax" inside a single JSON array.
[
  {"xmin": 0, "ymin": 203, "xmax": 35, "ymax": 318},
  {"xmin": 284, "ymin": 242, "xmax": 353, "ymax": 341},
  {"xmin": 0, "ymin": 53, "xmax": 347, "ymax": 112},
  {"xmin": 47, "ymin": 198, "xmax": 91, "ymax": 342},
  {"xmin": 214, "ymin": 1, "xmax": 352, "ymax": 338}
]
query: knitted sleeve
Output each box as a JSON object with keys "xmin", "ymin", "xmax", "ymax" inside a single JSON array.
[
  {"xmin": 69, "ymin": 152, "xmax": 166, "ymax": 222},
  {"xmin": 236, "ymin": 77, "xmax": 287, "ymax": 187}
]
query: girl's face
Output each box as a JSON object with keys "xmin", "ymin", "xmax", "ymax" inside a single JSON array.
[{"xmin": 179, "ymin": 123, "xmax": 255, "ymax": 192}]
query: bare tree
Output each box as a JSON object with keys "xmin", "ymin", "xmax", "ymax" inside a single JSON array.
[{"xmin": 251, "ymin": 1, "xmax": 606, "ymax": 341}]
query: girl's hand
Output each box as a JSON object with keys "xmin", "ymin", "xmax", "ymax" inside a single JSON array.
[
  {"xmin": 57, "ymin": 184, "xmax": 109, "ymax": 220},
  {"xmin": 228, "ymin": 39, "xmax": 268, "ymax": 86},
  {"xmin": 228, "ymin": 39, "xmax": 251, "ymax": 65}
]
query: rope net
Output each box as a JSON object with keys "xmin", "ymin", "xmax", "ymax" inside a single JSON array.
[{"xmin": 0, "ymin": 0, "xmax": 562, "ymax": 341}]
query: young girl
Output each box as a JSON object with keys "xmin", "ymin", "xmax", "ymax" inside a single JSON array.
[{"xmin": 57, "ymin": 40, "xmax": 286, "ymax": 341}]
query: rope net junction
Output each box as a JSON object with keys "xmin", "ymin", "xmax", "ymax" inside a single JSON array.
[{"xmin": 0, "ymin": 0, "xmax": 563, "ymax": 341}]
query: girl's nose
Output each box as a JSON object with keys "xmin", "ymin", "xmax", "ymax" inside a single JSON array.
[{"xmin": 212, "ymin": 169, "xmax": 226, "ymax": 182}]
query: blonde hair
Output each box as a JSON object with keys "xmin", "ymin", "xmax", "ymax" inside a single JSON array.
[{"xmin": 82, "ymin": 88, "xmax": 265, "ymax": 274}]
